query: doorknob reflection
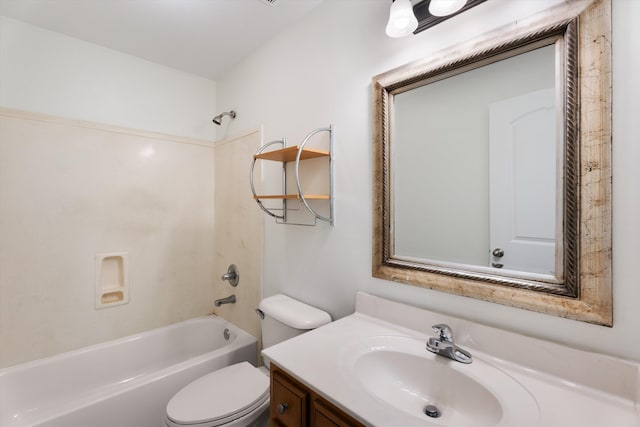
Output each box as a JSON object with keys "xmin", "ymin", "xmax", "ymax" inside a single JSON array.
[{"xmin": 492, "ymin": 248, "xmax": 505, "ymax": 258}]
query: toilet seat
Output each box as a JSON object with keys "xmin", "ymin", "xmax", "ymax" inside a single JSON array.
[{"xmin": 166, "ymin": 362, "xmax": 269, "ymax": 427}]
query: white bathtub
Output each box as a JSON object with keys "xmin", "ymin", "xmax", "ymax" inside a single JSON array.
[{"xmin": 0, "ymin": 316, "xmax": 257, "ymax": 427}]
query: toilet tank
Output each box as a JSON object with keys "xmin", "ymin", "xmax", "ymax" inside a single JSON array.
[{"xmin": 258, "ymin": 294, "xmax": 331, "ymax": 349}]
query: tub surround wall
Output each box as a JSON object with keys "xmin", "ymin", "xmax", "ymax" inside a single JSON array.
[
  {"xmin": 0, "ymin": 16, "xmax": 219, "ymax": 369},
  {"xmin": 0, "ymin": 109, "xmax": 216, "ymax": 368},
  {"xmin": 217, "ymin": 0, "xmax": 640, "ymax": 362},
  {"xmin": 213, "ymin": 129, "xmax": 264, "ymax": 340}
]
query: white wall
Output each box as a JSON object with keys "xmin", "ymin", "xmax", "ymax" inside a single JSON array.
[
  {"xmin": 0, "ymin": 16, "xmax": 216, "ymax": 141},
  {"xmin": 217, "ymin": 0, "xmax": 640, "ymax": 362}
]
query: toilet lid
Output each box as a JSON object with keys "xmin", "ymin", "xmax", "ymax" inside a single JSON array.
[{"xmin": 166, "ymin": 362, "xmax": 269, "ymax": 426}]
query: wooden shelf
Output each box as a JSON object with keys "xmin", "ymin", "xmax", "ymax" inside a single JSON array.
[
  {"xmin": 254, "ymin": 146, "xmax": 329, "ymax": 163},
  {"xmin": 254, "ymin": 194, "xmax": 330, "ymax": 200}
]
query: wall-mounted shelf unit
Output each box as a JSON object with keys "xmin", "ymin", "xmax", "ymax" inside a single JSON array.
[{"xmin": 250, "ymin": 126, "xmax": 334, "ymax": 226}]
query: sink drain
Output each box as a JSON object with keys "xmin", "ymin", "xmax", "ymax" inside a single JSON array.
[{"xmin": 424, "ymin": 404, "xmax": 441, "ymax": 418}]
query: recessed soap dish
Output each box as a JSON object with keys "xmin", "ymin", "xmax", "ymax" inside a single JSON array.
[{"xmin": 95, "ymin": 253, "xmax": 129, "ymax": 309}]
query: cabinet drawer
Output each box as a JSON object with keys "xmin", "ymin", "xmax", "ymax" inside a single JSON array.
[
  {"xmin": 311, "ymin": 397, "xmax": 365, "ymax": 427},
  {"xmin": 271, "ymin": 370, "xmax": 309, "ymax": 427}
]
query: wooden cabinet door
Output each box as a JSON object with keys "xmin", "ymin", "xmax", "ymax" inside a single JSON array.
[
  {"xmin": 270, "ymin": 363, "xmax": 365, "ymax": 427},
  {"xmin": 270, "ymin": 369, "xmax": 309, "ymax": 427}
]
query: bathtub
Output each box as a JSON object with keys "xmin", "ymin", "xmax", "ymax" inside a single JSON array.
[{"xmin": 0, "ymin": 316, "xmax": 257, "ymax": 427}]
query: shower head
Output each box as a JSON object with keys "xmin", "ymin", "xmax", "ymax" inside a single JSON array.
[{"xmin": 212, "ymin": 110, "xmax": 237, "ymax": 125}]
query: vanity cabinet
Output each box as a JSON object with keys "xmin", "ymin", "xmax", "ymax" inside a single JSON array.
[{"xmin": 270, "ymin": 363, "xmax": 364, "ymax": 427}]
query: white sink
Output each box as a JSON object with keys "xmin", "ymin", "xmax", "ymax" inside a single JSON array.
[
  {"xmin": 264, "ymin": 294, "xmax": 640, "ymax": 427},
  {"xmin": 342, "ymin": 335, "xmax": 540, "ymax": 427}
]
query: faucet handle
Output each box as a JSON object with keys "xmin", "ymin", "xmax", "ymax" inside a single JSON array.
[
  {"xmin": 221, "ymin": 264, "xmax": 239, "ymax": 287},
  {"xmin": 432, "ymin": 324, "xmax": 454, "ymax": 342}
]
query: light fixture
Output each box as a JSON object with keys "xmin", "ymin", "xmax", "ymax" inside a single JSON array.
[
  {"xmin": 428, "ymin": 0, "xmax": 467, "ymax": 17},
  {"xmin": 385, "ymin": 0, "xmax": 418, "ymax": 38}
]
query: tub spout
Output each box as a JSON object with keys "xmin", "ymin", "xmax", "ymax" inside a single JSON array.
[{"xmin": 214, "ymin": 295, "xmax": 236, "ymax": 307}]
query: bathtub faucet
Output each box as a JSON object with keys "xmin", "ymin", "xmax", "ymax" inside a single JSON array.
[{"xmin": 214, "ymin": 295, "xmax": 236, "ymax": 307}]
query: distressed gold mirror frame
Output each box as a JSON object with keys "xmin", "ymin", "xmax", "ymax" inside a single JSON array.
[{"xmin": 372, "ymin": 0, "xmax": 611, "ymax": 325}]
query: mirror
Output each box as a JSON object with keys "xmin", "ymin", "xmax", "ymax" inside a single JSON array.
[
  {"xmin": 393, "ymin": 43, "xmax": 559, "ymax": 280},
  {"xmin": 372, "ymin": 0, "xmax": 612, "ymax": 325}
]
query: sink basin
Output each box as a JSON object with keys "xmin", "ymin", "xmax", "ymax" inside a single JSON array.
[{"xmin": 341, "ymin": 336, "xmax": 539, "ymax": 427}]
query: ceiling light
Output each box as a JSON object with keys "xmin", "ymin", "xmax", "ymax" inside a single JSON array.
[
  {"xmin": 385, "ymin": 0, "xmax": 418, "ymax": 38},
  {"xmin": 428, "ymin": 0, "xmax": 467, "ymax": 17}
]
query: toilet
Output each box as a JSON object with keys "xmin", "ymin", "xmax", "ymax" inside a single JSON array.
[{"xmin": 164, "ymin": 294, "xmax": 332, "ymax": 427}]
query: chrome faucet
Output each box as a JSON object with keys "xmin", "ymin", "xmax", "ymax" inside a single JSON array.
[
  {"xmin": 214, "ymin": 295, "xmax": 236, "ymax": 307},
  {"xmin": 426, "ymin": 324, "xmax": 473, "ymax": 364},
  {"xmin": 221, "ymin": 264, "xmax": 239, "ymax": 287}
]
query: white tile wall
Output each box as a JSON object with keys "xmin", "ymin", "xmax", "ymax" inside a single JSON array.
[{"xmin": 0, "ymin": 111, "xmax": 216, "ymax": 368}]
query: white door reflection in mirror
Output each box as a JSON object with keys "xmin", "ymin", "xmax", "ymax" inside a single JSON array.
[{"xmin": 489, "ymin": 88, "xmax": 557, "ymax": 276}]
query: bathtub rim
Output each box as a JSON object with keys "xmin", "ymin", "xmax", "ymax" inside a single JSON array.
[{"xmin": 0, "ymin": 315, "xmax": 254, "ymax": 374}]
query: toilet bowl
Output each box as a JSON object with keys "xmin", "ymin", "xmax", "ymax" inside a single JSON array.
[
  {"xmin": 165, "ymin": 362, "xmax": 269, "ymax": 427},
  {"xmin": 164, "ymin": 294, "xmax": 331, "ymax": 427}
]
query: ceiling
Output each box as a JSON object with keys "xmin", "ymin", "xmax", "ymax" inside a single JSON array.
[{"xmin": 0, "ymin": 0, "xmax": 324, "ymax": 80}]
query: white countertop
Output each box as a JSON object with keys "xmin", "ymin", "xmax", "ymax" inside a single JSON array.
[{"xmin": 262, "ymin": 293, "xmax": 640, "ymax": 427}]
